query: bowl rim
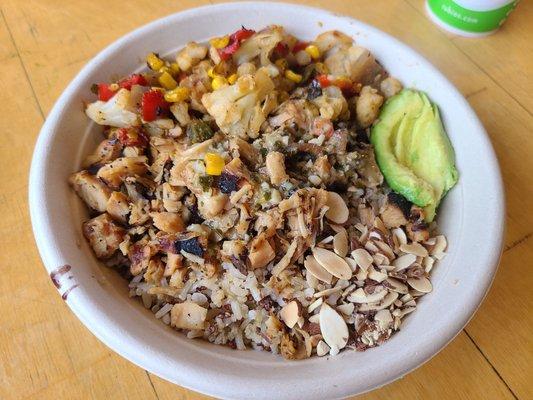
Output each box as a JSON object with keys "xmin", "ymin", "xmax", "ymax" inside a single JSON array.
[{"xmin": 29, "ymin": 2, "xmax": 505, "ymax": 399}]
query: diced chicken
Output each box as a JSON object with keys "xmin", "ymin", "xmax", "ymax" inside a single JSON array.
[
  {"xmin": 170, "ymin": 301, "xmax": 207, "ymax": 330},
  {"xmin": 230, "ymin": 137, "xmax": 259, "ymax": 166},
  {"xmin": 248, "ymin": 233, "xmax": 275, "ymax": 269},
  {"xmin": 197, "ymin": 191, "xmax": 228, "ymax": 219},
  {"xmin": 83, "ymin": 138, "xmax": 122, "ymax": 167},
  {"xmin": 380, "ymin": 76, "xmax": 403, "ymax": 98},
  {"xmin": 106, "ymin": 191, "xmax": 130, "ymax": 223},
  {"xmin": 356, "ymin": 86, "xmax": 384, "ymax": 128},
  {"xmin": 151, "ymin": 212, "xmax": 185, "ymax": 234},
  {"xmin": 221, "ymin": 240, "xmax": 247, "ymax": 259},
  {"xmin": 265, "ymin": 151, "xmax": 288, "ymax": 185},
  {"xmin": 97, "ymin": 156, "xmax": 148, "ymax": 188},
  {"xmin": 82, "ymin": 213, "xmax": 126, "ymax": 259},
  {"xmin": 162, "ymin": 183, "xmax": 185, "ymax": 213},
  {"xmin": 69, "ymin": 171, "xmax": 111, "ymax": 212},
  {"xmin": 164, "ymin": 253, "xmax": 183, "ymax": 277},
  {"xmin": 224, "ymin": 157, "xmax": 252, "ymax": 181}
]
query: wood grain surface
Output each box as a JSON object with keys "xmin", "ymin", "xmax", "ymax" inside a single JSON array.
[{"xmin": 0, "ymin": 0, "xmax": 531, "ymax": 399}]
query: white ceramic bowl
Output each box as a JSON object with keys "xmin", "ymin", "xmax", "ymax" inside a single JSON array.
[{"xmin": 29, "ymin": 2, "xmax": 505, "ymax": 399}]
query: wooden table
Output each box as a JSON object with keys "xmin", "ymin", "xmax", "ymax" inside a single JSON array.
[{"xmin": 1, "ymin": 0, "xmax": 531, "ymax": 399}]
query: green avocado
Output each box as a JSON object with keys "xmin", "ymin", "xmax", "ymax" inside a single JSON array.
[{"xmin": 370, "ymin": 89, "xmax": 458, "ymax": 221}]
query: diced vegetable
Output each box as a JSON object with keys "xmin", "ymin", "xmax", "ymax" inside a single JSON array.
[
  {"xmin": 116, "ymin": 127, "xmax": 148, "ymax": 147},
  {"xmin": 285, "ymin": 70, "xmax": 302, "ymax": 83},
  {"xmin": 164, "ymin": 87, "xmax": 189, "ymax": 103},
  {"xmin": 209, "ymin": 35, "xmax": 230, "ymax": 49},
  {"xmin": 158, "ymin": 71, "xmax": 178, "ymax": 90},
  {"xmin": 293, "ymin": 41, "xmax": 309, "ymax": 53},
  {"xmin": 186, "ymin": 119, "xmax": 214, "ymax": 143},
  {"xmin": 141, "ymin": 90, "xmax": 170, "ymax": 122},
  {"xmin": 118, "ymin": 74, "xmax": 147, "ymax": 90},
  {"xmin": 218, "ymin": 27, "xmax": 256, "ymax": 61},
  {"xmin": 305, "ymin": 44, "xmax": 320, "ymax": 59},
  {"xmin": 97, "ymin": 83, "xmax": 117, "ymax": 101},
  {"xmin": 205, "ymin": 153, "xmax": 225, "ymax": 176},
  {"xmin": 211, "ymin": 75, "xmax": 228, "ymax": 90},
  {"xmin": 146, "ymin": 52, "xmax": 165, "ymax": 71}
]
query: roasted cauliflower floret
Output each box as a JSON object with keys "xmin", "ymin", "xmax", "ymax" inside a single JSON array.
[
  {"xmin": 85, "ymin": 88, "xmax": 141, "ymax": 128},
  {"xmin": 201, "ymin": 69, "xmax": 275, "ymax": 139},
  {"xmin": 176, "ymin": 42, "xmax": 208, "ymax": 71},
  {"xmin": 233, "ymin": 26, "xmax": 283, "ymax": 66},
  {"xmin": 380, "ymin": 76, "xmax": 403, "ymax": 98},
  {"xmin": 311, "ymin": 86, "xmax": 349, "ymax": 121}
]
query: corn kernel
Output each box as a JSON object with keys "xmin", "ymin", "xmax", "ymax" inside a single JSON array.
[
  {"xmin": 211, "ymin": 75, "xmax": 228, "ymax": 90},
  {"xmin": 305, "ymin": 44, "xmax": 320, "ymax": 59},
  {"xmin": 146, "ymin": 53, "xmax": 164, "ymax": 71},
  {"xmin": 158, "ymin": 66, "xmax": 171, "ymax": 74},
  {"xmin": 109, "ymin": 83, "xmax": 119, "ymax": 91},
  {"xmin": 227, "ymin": 73, "xmax": 238, "ymax": 84},
  {"xmin": 158, "ymin": 71, "xmax": 178, "ymax": 90},
  {"xmin": 315, "ymin": 62, "xmax": 328, "ymax": 75},
  {"xmin": 205, "ymin": 153, "xmax": 225, "ymax": 176},
  {"xmin": 170, "ymin": 63, "xmax": 180, "ymax": 73},
  {"xmin": 275, "ymin": 59, "xmax": 288, "ymax": 71},
  {"xmin": 209, "ymin": 35, "xmax": 230, "ymax": 49},
  {"xmin": 207, "ymin": 67, "xmax": 215, "ymax": 78},
  {"xmin": 285, "ymin": 69, "xmax": 302, "ymax": 83},
  {"xmin": 164, "ymin": 87, "xmax": 190, "ymax": 103}
]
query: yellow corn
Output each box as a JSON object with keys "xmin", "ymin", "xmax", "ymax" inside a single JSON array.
[
  {"xmin": 285, "ymin": 69, "xmax": 302, "ymax": 83},
  {"xmin": 158, "ymin": 71, "xmax": 178, "ymax": 90},
  {"xmin": 209, "ymin": 35, "xmax": 230, "ymax": 49},
  {"xmin": 146, "ymin": 53, "xmax": 165, "ymax": 71},
  {"xmin": 211, "ymin": 75, "xmax": 228, "ymax": 90},
  {"xmin": 315, "ymin": 62, "xmax": 328, "ymax": 75},
  {"xmin": 170, "ymin": 62, "xmax": 180, "ymax": 73},
  {"xmin": 305, "ymin": 44, "xmax": 320, "ymax": 59},
  {"xmin": 205, "ymin": 153, "xmax": 225, "ymax": 176},
  {"xmin": 164, "ymin": 87, "xmax": 189, "ymax": 103},
  {"xmin": 207, "ymin": 67, "xmax": 215, "ymax": 78},
  {"xmin": 227, "ymin": 73, "xmax": 238, "ymax": 84},
  {"xmin": 275, "ymin": 58, "xmax": 288, "ymax": 71},
  {"xmin": 158, "ymin": 66, "xmax": 171, "ymax": 75},
  {"xmin": 109, "ymin": 83, "xmax": 119, "ymax": 91}
]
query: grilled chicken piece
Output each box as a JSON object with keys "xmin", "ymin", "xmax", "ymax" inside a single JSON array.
[
  {"xmin": 97, "ymin": 156, "xmax": 147, "ymax": 188},
  {"xmin": 265, "ymin": 151, "xmax": 288, "ymax": 185},
  {"xmin": 82, "ymin": 213, "xmax": 126, "ymax": 259},
  {"xmin": 83, "ymin": 138, "xmax": 122, "ymax": 167},
  {"xmin": 380, "ymin": 193, "xmax": 410, "ymax": 229},
  {"xmin": 151, "ymin": 212, "xmax": 185, "ymax": 234},
  {"xmin": 171, "ymin": 301, "xmax": 207, "ymax": 330},
  {"xmin": 69, "ymin": 171, "xmax": 111, "ymax": 212},
  {"xmin": 230, "ymin": 137, "xmax": 259, "ymax": 167},
  {"xmin": 106, "ymin": 191, "xmax": 130, "ymax": 223}
]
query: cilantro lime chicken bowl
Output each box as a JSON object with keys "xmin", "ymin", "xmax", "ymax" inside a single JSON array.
[{"xmin": 29, "ymin": 3, "xmax": 504, "ymax": 399}]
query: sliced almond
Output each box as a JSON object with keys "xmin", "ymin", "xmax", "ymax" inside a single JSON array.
[
  {"xmin": 385, "ymin": 278, "xmax": 409, "ymax": 294},
  {"xmin": 312, "ymin": 247, "xmax": 352, "ymax": 280},
  {"xmin": 358, "ymin": 292, "xmax": 399, "ymax": 312},
  {"xmin": 407, "ymin": 277, "xmax": 433, "ymax": 293},
  {"xmin": 368, "ymin": 266, "xmax": 388, "ymax": 282},
  {"xmin": 351, "ymin": 248, "xmax": 373, "ymax": 270},
  {"xmin": 423, "ymin": 256, "xmax": 435, "ymax": 273},
  {"xmin": 279, "ymin": 300, "xmax": 301, "ymax": 328},
  {"xmin": 392, "ymin": 253, "xmax": 417, "ymax": 271},
  {"xmin": 325, "ymin": 192, "xmax": 349, "ymax": 224},
  {"xmin": 333, "ymin": 230, "xmax": 349, "ymax": 258},
  {"xmin": 374, "ymin": 240, "xmax": 395, "ymax": 260},
  {"xmin": 313, "ymin": 286, "xmax": 342, "ymax": 298},
  {"xmin": 308, "ymin": 297, "xmax": 323, "ymax": 313},
  {"xmin": 304, "ymin": 255, "xmax": 333, "ymax": 284},
  {"xmin": 319, "ymin": 303, "xmax": 349, "ymax": 351},
  {"xmin": 337, "ymin": 302, "xmax": 355, "ymax": 315},
  {"xmin": 392, "ymin": 227, "xmax": 408, "ymax": 247},
  {"xmin": 345, "ymin": 257, "xmax": 358, "ymax": 272},
  {"xmin": 309, "ymin": 314, "xmax": 320, "ymax": 324},
  {"xmin": 399, "ymin": 242, "xmax": 428, "ymax": 257},
  {"xmin": 316, "ymin": 340, "xmax": 330, "ymax": 356},
  {"xmin": 375, "ymin": 309, "xmax": 393, "ymax": 330},
  {"xmin": 347, "ymin": 287, "xmax": 388, "ymax": 304},
  {"xmin": 431, "ymin": 235, "xmax": 448, "ymax": 255},
  {"xmin": 272, "ymin": 239, "xmax": 299, "ymax": 276}
]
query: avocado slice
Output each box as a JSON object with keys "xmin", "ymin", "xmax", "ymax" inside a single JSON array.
[{"xmin": 370, "ymin": 89, "xmax": 458, "ymax": 221}]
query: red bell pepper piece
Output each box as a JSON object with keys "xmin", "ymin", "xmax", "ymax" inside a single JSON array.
[
  {"xmin": 118, "ymin": 74, "xmax": 148, "ymax": 90},
  {"xmin": 274, "ymin": 42, "xmax": 289, "ymax": 57},
  {"xmin": 292, "ymin": 41, "xmax": 309, "ymax": 53},
  {"xmin": 218, "ymin": 27, "xmax": 256, "ymax": 61},
  {"xmin": 116, "ymin": 127, "xmax": 149, "ymax": 147},
  {"xmin": 141, "ymin": 90, "xmax": 169, "ymax": 122},
  {"xmin": 97, "ymin": 84, "xmax": 117, "ymax": 101},
  {"xmin": 316, "ymin": 74, "xmax": 331, "ymax": 88}
]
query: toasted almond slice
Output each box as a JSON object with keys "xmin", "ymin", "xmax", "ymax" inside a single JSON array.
[
  {"xmin": 333, "ymin": 230, "xmax": 349, "ymax": 257},
  {"xmin": 325, "ymin": 192, "xmax": 349, "ymax": 224},
  {"xmin": 347, "ymin": 287, "xmax": 388, "ymax": 304},
  {"xmin": 345, "ymin": 257, "xmax": 358, "ymax": 272},
  {"xmin": 272, "ymin": 239, "xmax": 299, "ymax": 276},
  {"xmin": 312, "ymin": 247, "xmax": 352, "ymax": 280},
  {"xmin": 351, "ymin": 248, "xmax": 373, "ymax": 270},
  {"xmin": 304, "ymin": 255, "xmax": 333, "ymax": 284},
  {"xmin": 399, "ymin": 242, "xmax": 429, "ymax": 257},
  {"xmin": 316, "ymin": 340, "xmax": 330, "ymax": 356},
  {"xmin": 392, "ymin": 227, "xmax": 408, "ymax": 247},
  {"xmin": 385, "ymin": 278, "xmax": 409, "ymax": 294},
  {"xmin": 309, "ymin": 314, "xmax": 320, "ymax": 323},
  {"xmin": 313, "ymin": 286, "xmax": 342, "ymax": 298},
  {"xmin": 308, "ymin": 297, "xmax": 323, "ymax": 313},
  {"xmin": 374, "ymin": 240, "xmax": 395, "ymax": 260},
  {"xmin": 407, "ymin": 277, "xmax": 433, "ymax": 293},
  {"xmin": 358, "ymin": 292, "xmax": 399, "ymax": 312},
  {"xmin": 368, "ymin": 267, "xmax": 387, "ymax": 282},
  {"xmin": 392, "ymin": 253, "xmax": 417, "ymax": 271},
  {"xmin": 319, "ymin": 303, "xmax": 349, "ymax": 350},
  {"xmin": 337, "ymin": 302, "xmax": 355, "ymax": 315},
  {"xmin": 280, "ymin": 300, "xmax": 301, "ymax": 328},
  {"xmin": 423, "ymin": 256, "xmax": 435, "ymax": 273},
  {"xmin": 431, "ymin": 235, "xmax": 447, "ymax": 255},
  {"xmin": 375, "ymin": 309, "xmax": 393, "ymax": 330}
]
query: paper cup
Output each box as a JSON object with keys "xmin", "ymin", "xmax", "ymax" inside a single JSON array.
[{"xmin": 426, "ymin": 0, "xmax": 519, "ymax": 37}]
